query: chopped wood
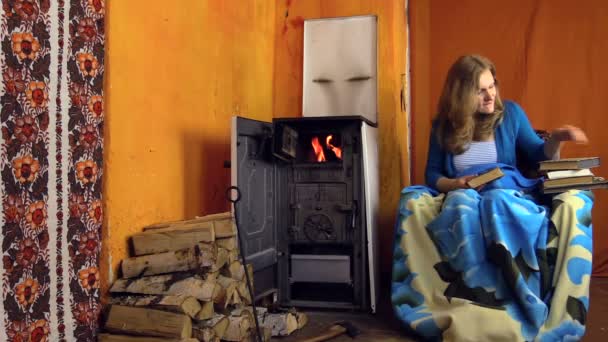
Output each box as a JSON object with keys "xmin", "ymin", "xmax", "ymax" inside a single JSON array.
[
  {"xmin": 121, "ymin": 243, "xmax": 217, "ymax": 278},
  {"xmin": 259, "ymin": 311, "xmax": 298, "ymax": 336},
  {"xmin": 98, "ymin": 333, "xmax": 198, "ymax": 342},
  {"xmin": 104, "ymin": 305, "xmax": 192, "ymax": 339},
  {"xmin": 197, "ymin": 242, "xmax": 218, "ymax": 268},
  {"xmin": 195, "ymin": 300, "xmax": 215, "ymax": 321},
  {"xmin": 233, "ymin": 265, "xmax": 254, "ymax": 305},
  {"xmin": 223, "ymin": 261, "xmax": 245, "ymax": 281},
  {"xmin": 197, "ymin": 212, "xmax": 233, "ymax": 221},
  {"xmin": 132, "ymin": 222, "xmax": 215, "ymax": 256},
  {"xmin": 216, "ymin": 236, "xmax": 238, "ymax": 251},
  {"xmin": 109, "ymin": 295, "xmax": 201, "ymax": 318},
  {"xmin": 236, "ymin": 281, "xmax": 252, "ymax": 305},
  {"xmin": 295, "ymin": 311, "xmax": 308, "ymax": 329},
  {"xmin": 143, "ymin": 219, "xmax": 186, "ymax": 230},
  {"xmin": 210, "ymin": 217, "xmax": 236, "ymax": 238},
  {"xmin": 261, "ymin": 326, "xmax": 273, "ymax": 342},
  {"xmin": 227, "ymin": 249, "xmax": 240, "ymax": 264},
  {"xmin": 210, "ymin": 247, "xmax": 229, "ymax": 273},
  {"xmin": 216, "ymin": 275, "xmax": 242, "ymax": 309},
  {"xmin": 193, "ymin": 313, "xmax": 229, "ymax": 340},
  {"xmin": 110, "ymin": 274, "xmax": 224, "ymax": 303},
  {"xmin": 230, "ymin": 306, "xmax": 262, "ymax": 318},
  {"xmin": 144, "ymin": 212, "xmax": 232, "ymax": 231},
  {"xmin": 222, "ymin": 310, "xmax": 253, "ymax": 341},
  {"xmin": 144, "ymin": 212, "xmax": 236, "ymax": 238},
  {"xmin": 190, "ymin": 327, "xmax": 219, "ymax": 342}
]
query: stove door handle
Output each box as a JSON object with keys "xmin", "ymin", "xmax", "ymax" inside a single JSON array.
[{"xmin": 350, "ymin": 201, "xmax": 358, "ymax": 230}]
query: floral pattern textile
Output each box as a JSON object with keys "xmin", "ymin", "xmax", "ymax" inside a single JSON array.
[{"xmin": 1, "ymin": 0, "xmax": 104, "ymax": 340}]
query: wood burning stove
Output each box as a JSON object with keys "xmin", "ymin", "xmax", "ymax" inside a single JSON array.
[
  {"xmin": 230, "ymin": 115, "xmax": 379, "ymax": 312},
  {"xmin": 230, "ymin": 14, "xmax": 379, "ymax": 312}
]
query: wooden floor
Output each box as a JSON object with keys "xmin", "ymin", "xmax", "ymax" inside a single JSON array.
[{"xmin": 275, "ymin": 277, "xmax": 608, "ymax": 342}]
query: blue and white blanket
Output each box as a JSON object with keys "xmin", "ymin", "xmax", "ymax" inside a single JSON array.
[{"xmin": 392, "ymin": 164, "xmax": 594, "ymax": 341}]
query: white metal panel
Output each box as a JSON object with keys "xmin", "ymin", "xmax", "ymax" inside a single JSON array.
[
  {"xmin": 361, "ymin": 122, "xmax": 379, "ymax": 313},
  {"xmin": 303, "ymin": 15, "xmax": 377, "ymax": 124}
]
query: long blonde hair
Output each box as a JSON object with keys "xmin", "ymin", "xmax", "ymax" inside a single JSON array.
[{"xmin": 435, "ymin": 55, "xmax": 504, "ymax": 154}]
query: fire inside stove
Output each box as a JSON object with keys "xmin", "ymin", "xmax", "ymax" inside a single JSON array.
[{"xmin": 307, "ymin": 133, "xmax": 343, "ymax": 163}]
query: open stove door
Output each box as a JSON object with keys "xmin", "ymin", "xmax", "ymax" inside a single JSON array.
[{"xmin": 231, "ymin": 116, "xmax": 279, "ymax": 301}]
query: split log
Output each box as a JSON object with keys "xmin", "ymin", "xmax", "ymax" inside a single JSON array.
[
  {"xmin": 110, "ymin": 274, "xmax": 224, "ymax": 303},
  {"xmin": 144, "ymin": 212, "xmax": 236, "ymax": 238},
  {"xmin": 109, "ymin": 295, "xmax": 201, "ymax": 318},
  {"xmin": 193, "ymin": 313, "xmax": 229, "ymax": 340},
  {"xmin": 143, "ymin": 219, "xmax": 188, "ymax": 230},
  {"xmin": 234, "ymin": 264, "xmax": 254, "ymax": 305},
  {"xmin": 197, "ymin": 212, "xmax": 233, "ymax": 221},
  {"xmin": 210, "ymin": 217, "xmax": 236, "ymax": 238},
  {"xmin": 230, "ymin": 307, "xmax": 275, "ymax": 341},
  {"xmin": 195, "ymin": 300, "xmax": 215, "ymax": 321},
  {"xmin": 223, "ymin": 261, "xmax": 245, "ymax": 281},
  {"xmin": 131, "ymin": 222, "xmax": 215, "ymax": 256},
  {"xmin": 121, "ymin": 243, "xmax": 217, "ymax": 278},
  {"xmin": 210, "ymin": 247, "xmax": 229, "ymax": 273},
  {"xmin": 216, "ymin": 236, "xmax": 238, "ymax": 251},
  {"xmin": 144, "ymin": 212, "xmax": 231, "ymax": 231},
  {"xmin": 190, "ymin": 327, "xmax": 219, "ymax": 342},
  {"xmin": 227, "ymin": 249, "xmax": 240, "ymax": 264},
  {"xmin": 295, "ymin": 311, "xmax": 308, "ymax": 329},
  {"xmin": 222, "ymin": 310, "xmax": 253, "ymax": 341},
  {"xmin": 236, "ymin": 281, "xmax": 252, "ymax": 306},
  {"xmin": 195, "ymin": 212, "xmax": 236, "ymax": 238},
  {"xmin": 230, "ymin": 306, "xmax": 261, "ymax": 318},
  {"xmin": 216, "ymin": 275, "xmax": 242, "ymax": 309},
  {"xmin": 197, "ymin": 242, "xmax": 218, "ymax": 268},
  {"xmin": 104, "ymin": 305, "xmax": 192, "ymax": 339},
  {"xmin": 260, "ymin": 311, "xmax": 298, "ymax": 337},
  {"xmin": 98, "ymin": 333, "xmax": 198, "ymax": 342}
]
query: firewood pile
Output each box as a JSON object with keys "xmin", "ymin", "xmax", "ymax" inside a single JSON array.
[{"xmin": 99, "ymin": 212, "xmax": 307, "ymax": 342}]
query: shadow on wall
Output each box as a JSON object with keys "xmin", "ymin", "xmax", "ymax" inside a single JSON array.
[{"xmin": 182, "ymin": 131, "xmax": 231, "ymax": 218}]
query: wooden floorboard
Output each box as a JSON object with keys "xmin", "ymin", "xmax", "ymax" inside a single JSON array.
[
  {"xmin": 270, "ymin": 277, "xmax": 608, "ymax": 341},
  {"xmin": 584, "ymin": 277, "xmax": 608, "ymax": 341}
]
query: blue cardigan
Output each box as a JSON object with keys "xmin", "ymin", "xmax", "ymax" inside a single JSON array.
[{"xmin": 425, "ymin": 101, "xmax": 547, "ymax": 189}]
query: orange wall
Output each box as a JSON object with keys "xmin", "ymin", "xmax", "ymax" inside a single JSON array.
[
  {"xmin": 102, "ymin": 0, "xmax": 408, "ymax": 297},
  {"xmin": 411, "ymin": 0, "xmax": 608, "ymax": 275},
  {"xmin": 273, "ymin": 0, "xmax": 409, "ymax": 276},
  {"xmin": 102, "ymin": 1, "xmax": 277, "ymax": 294}
]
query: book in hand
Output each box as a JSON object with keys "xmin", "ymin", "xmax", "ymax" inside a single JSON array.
[
  {"xmin": 466, "ymin": 167, "xmax": 504, "ymax": 189},
  {"xmin": 542, "ymin": 176, "xmax": 608, "ymax": 194},
  {"xmin": 538, "ymin": 157, "xmax": 600, "ymax": 171}
]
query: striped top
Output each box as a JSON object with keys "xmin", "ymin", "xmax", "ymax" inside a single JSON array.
[{"xmin": 453, "ymin": 141, "xmax": 497, "ymax": 173}]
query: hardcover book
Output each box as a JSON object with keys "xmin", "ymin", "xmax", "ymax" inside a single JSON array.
[
  {"xmin": 546, "ymin": 169, "xmax": 594, "ymax": 179},
  {"xmin": 543, "ymin": 175, "xmax": 595, "ymax": 189},
  {"xmin": 539, "ymin": 157, "xmax": 600, "ymax": 171},
  {"xmin": 542, "ymin": 177, "xmax": 608, "ymax": 194},
  {"xmin": 467, "ymin": 167, "xmax": 504, "ymax": 189}
]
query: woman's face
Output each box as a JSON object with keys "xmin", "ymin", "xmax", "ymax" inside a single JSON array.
[{"xmin": 476, "ymin": 69, "xmax": 497, "ymax": 114}]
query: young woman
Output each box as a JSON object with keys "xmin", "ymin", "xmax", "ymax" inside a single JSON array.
[
  {"xmin": 426, "ymin": 54, "xmax": 587, "ymax": 193},
  {"xmin": 391, "ymin": 55, "xmax": 594, "ymax": 341}
]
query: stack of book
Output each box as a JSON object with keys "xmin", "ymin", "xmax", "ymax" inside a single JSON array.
[{"xmin": 539, "ymin": 157, "xmax": 608, "ymax": 194}]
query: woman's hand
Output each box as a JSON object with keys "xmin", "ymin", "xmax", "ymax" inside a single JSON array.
[
  {"xmin": 544, "ymin": 125, "xmax": 588, "ymax": 159},
  {"xmin": 437, "ymin": 175, "xmax": 478, "ymax": 193},
  {"xmin": 550, "ymin": 125, "xmax": 588, "ymax": 144},
  {"xmin": 453, "ymin": 175, "xmax": 477, "ymax": 190}
]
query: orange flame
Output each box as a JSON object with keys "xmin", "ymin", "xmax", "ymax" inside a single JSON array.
[
  {"xmin": 311, "ymin": 137, "xmax": 326, "ymax": 162},
  {"xmin": 326, "ymin": 135, "xmax": 342, "ymax": 159}
]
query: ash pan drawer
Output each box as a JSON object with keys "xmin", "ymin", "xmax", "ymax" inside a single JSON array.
[{"xmin": 290, "ymin": 254, "xmax": 351, "ymax": 284}]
